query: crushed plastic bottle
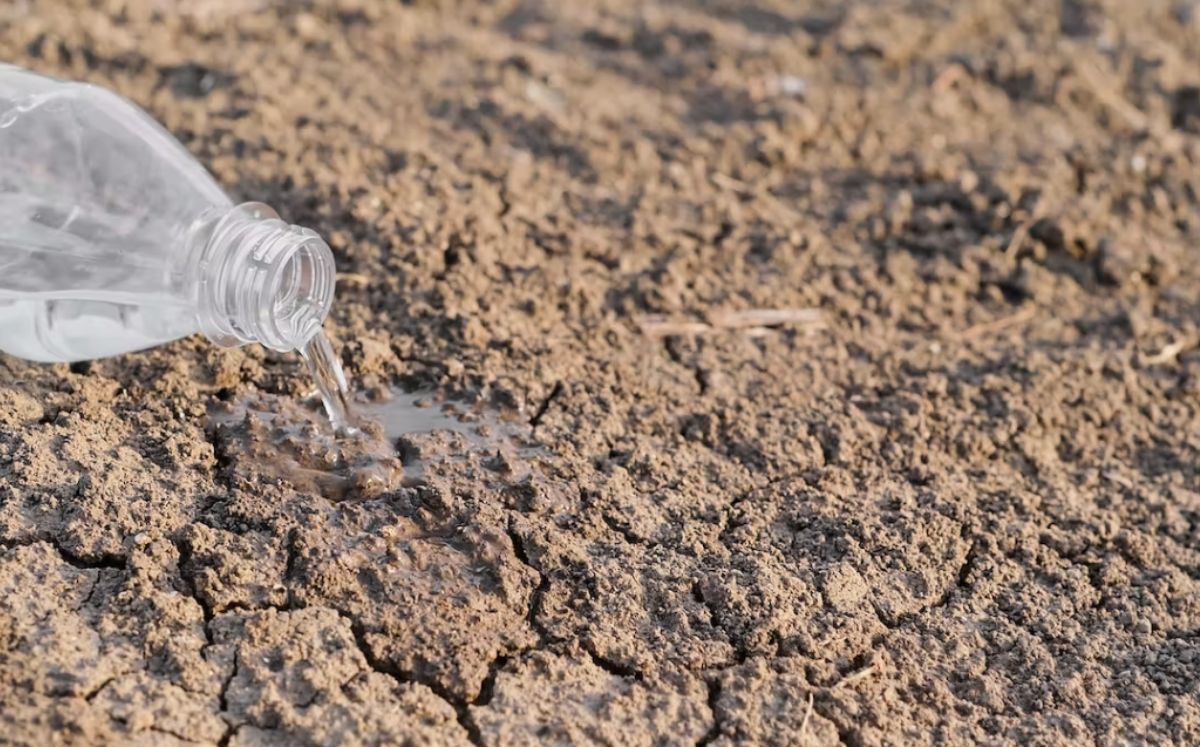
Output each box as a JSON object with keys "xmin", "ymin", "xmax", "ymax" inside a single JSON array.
[
  {"xmin": 0, "ymin": 65, "xmax": 358, "ymax": 430},
  {"xmin": 0, "ymin": 64, "xmax": 337, "ymax": 364}
]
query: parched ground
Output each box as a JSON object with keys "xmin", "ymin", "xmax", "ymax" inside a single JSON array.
[{"xmin": 2, "ymin": 1, "xmax": 1200, "ymax": 745}]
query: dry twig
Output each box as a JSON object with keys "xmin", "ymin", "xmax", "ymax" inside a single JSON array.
[
  {"xmin": 1142, "ymin": 337, "xmax": 1196, "ymax": 366},
  {"xmin": 799, "ymin": 692, "xmax": 815, "ymax": 743},
  {"xmin": 336, "ymin": 272, "xmax": 372, "ymax": 287},
  {"xmin": 959, "ymin": 305, "xmax": 1036, "ymax": 340},
  {"xmin": 636, "ymin": 317, "xmax": 713, "ymax": 337},
  {"xmin": 710, "ymin": 308, "xmax": 824, "ymax": 328},
  {"xmin": 1004, "ymin": 221, "xmax": 1030, "ymax": 258},
  {"xmin": 637, "ymin": 308, "xmax": 824, "ymax": 338},
  {"xmin": 832, "ymin": 660, "xmax": 878, "ymax": 690},
  {"xmin": 1073, "ymin": 59, "xmax": 1148, "ymax": 132}
]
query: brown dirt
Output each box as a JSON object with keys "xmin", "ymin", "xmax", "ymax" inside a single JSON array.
[{"xmin": 2, "ymin": 1, "xmax": 1200, "ymax": 745}]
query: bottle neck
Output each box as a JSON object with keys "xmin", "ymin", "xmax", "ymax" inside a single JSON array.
[{"xmin": 187, "ymin": 202, "xmax": 336, "ymax": 352}]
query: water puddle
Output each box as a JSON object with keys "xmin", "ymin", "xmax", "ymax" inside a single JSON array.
[
  {"xmin": 207, "ymin": 384, "xmax": 540, "ymax": 501},
  {"xmin": 363, "ymin": 391, "xmax": 520, "ymax": 447},
  {"xmin": 209, "ymin": 328, "xmax": 543, "ymax": 500}
]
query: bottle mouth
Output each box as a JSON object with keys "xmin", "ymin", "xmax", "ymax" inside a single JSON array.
[
  {"xmin": 263, "ymin": 234, "xmax": 335, "ymax": 349},
  {"xmin": 196, "ymin": 202, "xmax": 336, "ymax": 352}
]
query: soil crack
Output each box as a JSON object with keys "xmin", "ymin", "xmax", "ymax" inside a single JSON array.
[
  {"xmin": 691, "ymin": 579, "xmax": 753, "ymax": 666},
  {"xmin": 216, "ymin": 647, "xmax": 239, "ymax": 733},
  {"xmin": 582, "ymin": 642, "xmax": 645, "ymax": 682},
  {"xmin": 695, "ymin": 677, "xmax": 722, "ymax": 746},
  {"xmin": 472, "ymin": 655, "xmax": 509, "ymax": 708},
  {"xmin": 148, "ymin": 726, "xmax": 200, "ymax": 744},
  {"xmin": 338, "ymin": 610, "xmax": 485, "ymax": 746},
  {"xmin": 661, "ymin": 338, "xmax": 707, "ymax": 396},
  {"xmin": 51, "ymin": 541, "xmax": 127, "ymax": 571},
  {"xmin": 529, "ymin": 381, "xmax": 563, "ymax": 428},
  {"xmin": 173, "ymin": 536, "xmax": 216, "ymax": 636},
  {"xmin": 216, "ymin": 723, "xmax": 241, "ymax": 747},
  {"xmin": 0, "ymin": 537, "xmax": 128, "ymax": 571},
  {"xmin": 283, "ymin": 527, "xmax": 302, "ymax": 610},
  {"xmin": 602, "ymin": 512, "xmax": 648, "ymax": 546},
  {"xmin": 83, "ymin": 672, "xmax": 130, "ymax": 702},
  {"xmin": 504, "ymin": 526, "xmax": 553, "ymax": 644}
]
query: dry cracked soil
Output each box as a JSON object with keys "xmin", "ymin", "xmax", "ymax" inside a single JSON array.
[{"xmin": 3, "ymin": 1, "xmax": 1200, "ymax": 745}]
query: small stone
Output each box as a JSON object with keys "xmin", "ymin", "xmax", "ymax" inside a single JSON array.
[{"xmin": 295, "ymin": 13, "xmax": 324, "ymax": 42}]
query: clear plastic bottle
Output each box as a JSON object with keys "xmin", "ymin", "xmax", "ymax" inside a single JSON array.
[{"xmin": 0, "ymin": 64, "xmax": 336, "ymax": 363}]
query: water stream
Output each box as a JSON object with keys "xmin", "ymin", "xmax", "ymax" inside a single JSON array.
[{"xmin": 300, "ymin": 328, "xmax": 357, "ymax": 433}]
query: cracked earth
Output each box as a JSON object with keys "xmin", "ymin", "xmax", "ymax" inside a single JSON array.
[{"xmin": 3, "ymin": 0, "xmax": 1200, "ymax": 745}]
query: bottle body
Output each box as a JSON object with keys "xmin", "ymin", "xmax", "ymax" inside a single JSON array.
[
  {"xmin": 0, "ymin": 297, "xmax": 195, "ymax": 363},
  {"xmin": 0, "ymin": 65, "xmax": 335, "ymax": 363}
]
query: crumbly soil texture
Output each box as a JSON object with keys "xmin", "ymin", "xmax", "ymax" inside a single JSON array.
[{"xmin": 3, "ymin": 1, "xmax": 1200, "ymax": 745}]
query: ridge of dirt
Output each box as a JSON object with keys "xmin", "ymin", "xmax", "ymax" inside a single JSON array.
[{"xmin": 3, "ymin": 1, "xmax": 1200, "ymax": 745}]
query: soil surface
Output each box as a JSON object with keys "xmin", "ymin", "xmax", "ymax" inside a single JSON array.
[{"xmin": 3, "ymin": 1, "xmax": 1200, "ymax": 745}]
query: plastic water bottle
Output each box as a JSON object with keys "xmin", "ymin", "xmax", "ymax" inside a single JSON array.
[{"xmin": 0, "ymin": 64, "xmax": 337, "ymax": 364}]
